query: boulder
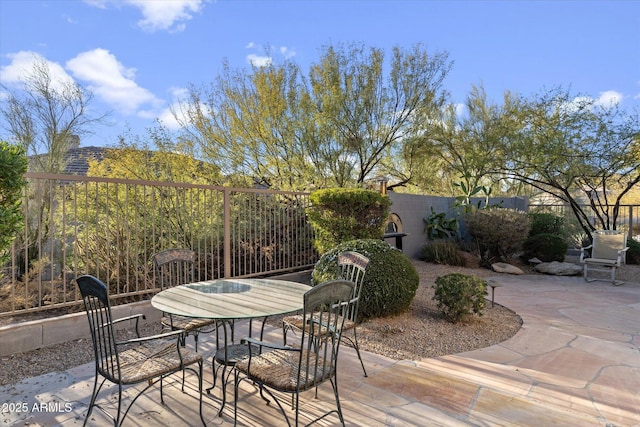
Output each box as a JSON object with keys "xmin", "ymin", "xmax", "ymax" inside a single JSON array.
[
  {"xmin": 534, "ymin": 261, "xmax": 582, "ymax": 276},
  {"xmin": 492, "ymin": 262, "xmax": 525, "ymax": 275}
]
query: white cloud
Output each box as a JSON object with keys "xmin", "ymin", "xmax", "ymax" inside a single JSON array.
[
  {"xmin": 595, "ymin": 90, "xmax": 622, "ymax": 108},
  {"xmin": 156, "ymin": 87, "xmax": 191, "ymax": 130},
  {"xmin": 279, "ymin": 46, "xmax": 296, "ymax": 59},
  {"xmin": 129, "ymin": 0, "xmax": 205, "ymax": 32},
  {"xmin": 247, "ymin": 54, "xmax": 272, "ymax": 68},
  {"xmin": 66, "ymin": 48, "xmax": 163, "ymax": 115},
  {"xmin": 245, "ymin": 44, "xmax": 295, "ymax": 67},
  {"xmin": 0, "ymin": 51, "xmax": 76, "ymax": 92},
  {"xmin": 82, "ymin": 0, "xmax": 108, "ymax": 9},
  {"xmin": 84, "ymin": 0, "xmax": 206, "ymax": 32}
]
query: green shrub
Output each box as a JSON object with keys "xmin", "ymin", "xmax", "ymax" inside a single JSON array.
[
  {"xmin": 424, "ymin": 207, "xmax": 458, "ymax": 240},
  {"xmin": 306, "ymin": 188, "xmax": 390, "ymax": 254},
  {"xmin": 312, "ymin": 239, "xmax": 419, "ymax": 319},
  {"xmin": 0, "ymin": 141, "xmax": 27, "ymax": 270},
  {"xmin": 464, "ymin": 208, "xmax": 530, "ymax": 266},
  {"xmin": 433, "ymin": 273, "xmax": 487, "ymax": 323},
  {"xmin": 522, "ymin": 233, "xmax": 568, "ymax": 262},
  {"xmin": 528, "ymin": 212, "xmax": 565, "ymax": 237},
  {"xmin": 626, "ymin": 237, "xmax": 640, "ymax": 265},
  {"xmin": 420, "ymin": 239, "xmax": 466, "ymax": 267}
]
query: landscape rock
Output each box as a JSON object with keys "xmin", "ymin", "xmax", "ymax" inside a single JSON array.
[
  {"xmin": 491, "ymin": 262, "xmax": 525, "ymax": 275},
  {"xmin": 534, "ymin": 261, "xmax": 582, "ymax": 276}
]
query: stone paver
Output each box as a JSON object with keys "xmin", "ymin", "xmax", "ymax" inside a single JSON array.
[{"xmin": 1, "ymin": 274, "xmax": 638, "ymax": 426}]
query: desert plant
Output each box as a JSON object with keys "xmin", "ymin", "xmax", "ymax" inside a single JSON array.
[
  {"xmin": 528, "ymin": 212, "xmax": 565, "ymax": 237},
  {"xmin": 306, "ymin": 188, "xmax": 390, "ymax": 254},
  {"xmin": 522, "ymin": 233, "xmax": 568, "ymax": 262},
  {"xmin": 433, "ymin": 273, "xmax": 487, "ymax": 323},
  {"xmin": 424, "ymin": 207, "xmax": 458, "ymax": 240},
  {"xmin": 420, "ymin": 239, "xmax": 466, "ymax": 266},
  {"xmin": 312, "ymin": 239, "xmax": 419, "ymax": 319},
  {"xmin": 464, "ymin": 208, "xmax": 530, "ymax": 266},
  {"xmin": 626, "ymin": 237, "xmax": 640, "ymax": 265}
]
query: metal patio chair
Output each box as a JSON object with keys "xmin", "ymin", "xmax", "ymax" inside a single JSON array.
[
  {"xmin": 76, "ymin": 275, "xmax": 205, "ymax": 427},
  {"xmin": 580, "ymin": 230, "xmax": 629, "ymax": 285},
  {"xmin": 153, "ymin": 248, "xmax": 218, "ymax": 351},
  {"xmin": 208, "ymin": 315, "xmax": 265, "ymax": 416},
  {"xmin": 282, "ymin": 250, "xmax": 370, "ymax": 376},
  {"xmin": 233, "ymin": 279, "xmax": 354, "ymax": 426}
]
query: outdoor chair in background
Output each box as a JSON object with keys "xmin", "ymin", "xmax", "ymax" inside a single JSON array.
[
  {"xmin": 233, "ymin": 279, "xmax": 355, "ymax": 427},
  {"xmin": 580, "ymin": 230, "xmax": 629, "ymax": 286},
  {"xmin": 76, "ymin": 275, "xmax": 205, "ymax": 427},
  {"xmin": 153, "ymin": 248, "xmax": 218, "ymax": 351},
  {"xmin": 282, "ymin": 250, "xmax": 370, "ymax": 376}
]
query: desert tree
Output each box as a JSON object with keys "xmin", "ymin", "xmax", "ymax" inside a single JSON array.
[
  {"xmin": 0, "ymin": 57, "xmax": 108, "ymax": 274},
  {"xmin": 408, "ymin": 85, "xmax": 506, "ymax": 201},
  {"xmin": 499, "ymin": 87, "xmax": 640, "ymax": 239},
  {"xmin": 173, "ymin": 43, "xmax": 452, "ymax": 190},
  {"xmin": 0, "ymin": 57, "xmax": 109, "ymax": 172}
]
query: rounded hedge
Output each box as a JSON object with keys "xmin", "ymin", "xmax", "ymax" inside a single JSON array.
[
  {"xmin": 311, "ymin": 239, "xmax": 419, "ymax": 320},
  {"xmin": 626, "ymin": 237, "xmax": 640, "ymax": 265},
  {"xmin": 306, "ymin": 188, "xmax": 390, "ymax": 254},
  {"xmin": 522, "ymin": 233, "xmax": 568, "ymax": 262}
]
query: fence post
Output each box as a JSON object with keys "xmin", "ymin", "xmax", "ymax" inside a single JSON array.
[
  {"xmin": 629, "ymin": 205, "xmax": 634, "ymax": 239},
  {"xmin": 223, "ymin": 187, "xmax": 231, "ymax": 278}
]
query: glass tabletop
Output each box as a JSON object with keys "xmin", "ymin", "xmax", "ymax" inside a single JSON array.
[{"xmin": 151, "ymin": 278, "xmax": 311, "ymax": 320}]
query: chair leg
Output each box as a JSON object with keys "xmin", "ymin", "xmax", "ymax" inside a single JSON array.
[
  {"xmin": 351, "ymin": 326, "xmax": 367, "ymax": 377},
  {"xmin": 193, "ymin": 330, "xmax": 199, "ymax": 352},
  {"xmin": 115, "ymin": 384, "xmax": 123, "ymax": 427},
  {"xmin": 83, "ymin": 374, "xmax": 100, "ymax": 427},
  {"xmin": 196, "ymin": 360, "xmax": 206, "ymax": 426},
  {"xmin": 282, "ymin": 323, "xmax": 287, "ymax": 345},
  {"xmin": 331, "ymin": 377, "xmax": 346, "ymax": 426}
]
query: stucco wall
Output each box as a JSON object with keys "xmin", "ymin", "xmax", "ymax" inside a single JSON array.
[{"xmin": 386, "ymin": 192, "xmax": 529, "ymax": 259}]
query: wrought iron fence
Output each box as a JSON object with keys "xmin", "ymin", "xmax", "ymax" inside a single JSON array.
[
  {"xmin": 0, "ymin": 173, "xmax": 317, "ymax": 317},
  {"xmin": 528, "ymin": 203, "xmax": 640, "ymax": 241}
]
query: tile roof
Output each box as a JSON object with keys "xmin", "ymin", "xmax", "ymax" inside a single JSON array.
[
  {"xmin": 28, "ymin": 146, "xmax": 107, "ymax": 175},
  {"xmin": 62, "ymin": 146, "xmax": 107, "ymax": 175}
]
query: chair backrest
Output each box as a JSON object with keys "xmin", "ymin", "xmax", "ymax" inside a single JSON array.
[
  {"xmin": 300, "ymin": 279, "xmax": 354, "ymax": 384},
  {"xmin": 152, "ymin": 249, "xmax": 196, "ymax": 289},
  {"xmin": 76, "ymin": 275, "xmax": 120, "ymax": 382},
  {"xmin": 337, "ymin": 251, "xmax": 369, "ymax": 321},
  {"xmin": 593, "ymin": 231, "xmax": 627, "ymax": 261}
]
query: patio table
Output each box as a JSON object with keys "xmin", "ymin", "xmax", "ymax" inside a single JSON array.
[
  {"xmin": 151, "ymin": 278, "xmax": 311, "ymax": 415},
  {"xmin": 151, "ymin": 278, "xmax": 310, "ymax": 320}
]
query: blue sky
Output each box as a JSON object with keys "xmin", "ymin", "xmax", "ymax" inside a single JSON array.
[{"xmin": 1, "ymin": 0, "xmax": 639, "ymax": 148}]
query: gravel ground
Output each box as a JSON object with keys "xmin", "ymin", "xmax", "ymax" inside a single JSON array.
[
  {"xmin": 2, "ymin": 257, "xmax": 638, "ymax": 387},
  {"xmin": 354, "ymin": 260, "xmax": 521, "ymax": 361}
]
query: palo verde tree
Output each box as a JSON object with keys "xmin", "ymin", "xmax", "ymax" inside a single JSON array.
[
  {"xmin": 307, "ymin": 42, "xmax": 452, "ymax": 190},
  {"xmin": 173, "ymin": 57, "xmax": 320, "ymax": 190},
  {"xmin": 499, "ymin": 87, "xmax": 640, "ymax": 239},
  {"xmin": 409, "ymin": 85, "xmax": 506, "ymax": 201},
  {"xmin": 173, "ymin": 43, "xmax": 452, "ymax": 190}
]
